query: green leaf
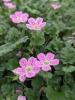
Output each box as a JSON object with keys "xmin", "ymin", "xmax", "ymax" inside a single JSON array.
[
  {"xmin": 0, "ymin": 36, "xmax": 28, "ymax": 56},
  {"xmin": 31, "ymin": 32, "xmax": 45, "ymax": 46},
  {"xmin": 45, "ymin": 86, "xmax": 67, "ymax": 100},
  {"xmin": 62, "ymin": 66, "xmax": 75, "ymax": 73},
  {"xmin": 60, "ymin": 45, "xmax": 75, "ymax": 64},
  {"xmin": 12, "ymin": 75, "xmax": 19, "ymax": 81},
  {"xmin": 25, "ymin": 88, "xmax": 40, "ymax": 100},
  {"xmin": 46, "ymin": 38, "xmax": 64, "ymax": 52},
  {"xmin": 32, "ymin": 76, "xmax": 43, "ymax": 90},
  {"xmin": 39, "ymin": 71, "xmax": 53, "ymax": 79}
]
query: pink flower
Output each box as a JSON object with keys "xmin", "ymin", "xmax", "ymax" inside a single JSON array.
[
  {"xmin": 26, "ymin": 17, "xmax": 46, "ymax": 30},
  {"xmin": 3, "ymin": 0, "xmax": 11, "ymax": 2},
  {"xmin": 17, "ymin": 95, "xmax": 26, "ymax": 100},
  {"xmin": 37, "ymin": 52, "xmax": 59, "ymax": 72},
  {"xmin": 10, "ymin": 11, "xmax": 29, "ymax": 23},
  {"xmin": 12, "ymin": 57, "xmax": 40, "ymax": 82},
  {"xmin": 51, "ymin": 3, "xmax": 61, "ymax": 10},
  {"xmin": 4, "ymin": 2, "xmax": 16, "ymax": 9}
]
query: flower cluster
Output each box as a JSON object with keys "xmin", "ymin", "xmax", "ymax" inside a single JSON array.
[
  {"xmin": 3, "ymin": 0, "xmax": 16, "ymax": 9},
  {"xmin": 10, "ymin": 11, "xmax": 29, "ymax": 23},
  {"xmin": 12, "ymin": 52, "xmax": 59, "ymax": 82},
  {"xmin": 9, "ymin": 11, "xmax": 46, "ymax": 30}
]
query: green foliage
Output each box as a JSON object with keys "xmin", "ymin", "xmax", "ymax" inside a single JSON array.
[
  {"xmin": 45, "ymin": 86, "xmax": 66, "ymax": 100},
  {"xmin": 0, "ymin": 0, "xmax": 75, "ymax": 100},
  {"xmin": 39, "ymin": 71, "xmax": 53, "ymax": 79},
  {"xmin": 62, "ymin": 66, "xmax": 75, "ymax": 73},
  {"xmin": 0, "ymin": 36, "xmax": 28, "ymax": 56},
  {"xmin": 60, "ymin": 45, "xmax": 75, "ymax": 64}
]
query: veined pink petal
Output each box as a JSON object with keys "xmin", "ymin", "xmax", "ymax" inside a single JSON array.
[
  {"xmin": 26, "ymin": 24, "xmax": 34, "ymax": 30},
  {"xmin": 19, "ymin": 75, "xmax": 26, "ymax": 82},
  {"xmin": 17, "ymin": 95, "xmax": 26, "ymax": 100},
  {"xmin": 10, "ymin": 15, "xmax": 20, "ymax": 23},
  {"xmin": 28, "ymin": 18, "xmax": 36, "ymax": 25},
  {"xmin": 10, "ymin": 15, "xmax": 15, "ymax": 20},
  {"xmin": 21, "ymin": 13, "xmax": 29, "ymax": 22},
  {"xmin": 33, "ymin": 60, "xmax": 41, "ymax": 68},
  {"xmin": 36, "ymin": 17, "xmax": 43, "ymax": 24},
  {"xmin": 23, "ymin": 13, "xmax": 29, "ymax": 18},
  {"xmin": 15, "ymin": 11, "xmax": 23, "ymax": 16},
  {"xmin": 19, "ymin": 58, "xmax": 27, "ymax": 68},
  {"xmin": 37, "ymin": 53, "xmax": 46, "ymax": 61},
  {"xmin": 36, "ymin": 17, "xmax": 46, "ymax": 29},
  {"xmin": 28, "ymin": 57, "xmax": 37, "ymax": 65},
  {"xmin": 42, "ymin": 65, "xmax": 51, "ymax": 71},
  {"xmin": 46, "ymin": 52, "xmax": 55, "ymax": 60},
  {"xmin": 10, "ymin": 14, "xmax": 20, "ymax": 23},
  {"xmin": 40, "ymin": 22, "xmax": 46, "ymax": 27},
  {"xmin": 37, "ymin": 22, "xmax": 46, "ymax": 30},
  {"xmin": 33, "ymin": 66, "xmax": 40, "ymax": 74},
  {"xmin": 25, "ymin": 71, "xmax": 36, "ymax": 78},
  {"xmin": 12, "ymin": 67, "xmax": 23, "ymax": 75},
  {"xmin": 50, "ymin": 59, "xmax": 59, "ymax": 65}
]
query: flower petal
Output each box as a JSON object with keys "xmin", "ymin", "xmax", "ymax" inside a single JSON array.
[
  {"xmin": 33, "ymin": 66, "xmax": 40, "ymax": 74},
  {"xmin": 36, "ymin": 17, "xmax": 43, "ymax": 24},
  {"xmin": 37, "ymin": 53, "xmax": 46, "ymax": 61},
  {"xmin": 50, "ymin": 59, "xmax": 59, "ymax": 65},
  {"xmin": 19, "ymin": 58, "xmax": 27, "ymax": 68},
  {"xmin": 33, "ymin": 60, "xmax": 41, "ymax": 68},
  {"xmin": 17, "ymin": 95, "xmax": 26, "ymax": 100},
  {"xmin": 25, "ymin": 71, "xmax": 36, "ymax": 78},
  {"xmin": 26, "ymin": 24, "xmax": 34, "ymax": 30},
  {"xmin": 15, "ymin": 11, "xmax": 22, "ymax": 16},
  {"xmin": 21, "ymin": 13, "xmax": 29, "ymax": 22},
  {"xmin": 12, "ymin": 67, "xmax": 23, "ymax": 75},
  {"xmin": 40, "ymin": 22, "xmax": 46, "ymax": 28},
  {"xmin": 28, "ymin": 18, "xmax": 35, "ymax": 25},
  {"xmin": 46, "ymin": 52, "xmax": 55, "ymax": 60},
  {"xmin": 10, "ymin": 15, "xmax": 20, "ymax": 23},
  {"xmin": 28, "ymin": 57, "xmax": 37, "ymax": 65},
  {"xmin": 42, "ymin": 65, "xmax": 51, "ymax": 71},
  {"xmin": 19, "ymin": 75, "xmax": 26, "ymax": 82}
]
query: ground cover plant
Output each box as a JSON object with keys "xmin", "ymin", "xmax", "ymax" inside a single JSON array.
[{"xmin": 0, "ymin": 0, "xmax": 75, "ymax": 100}]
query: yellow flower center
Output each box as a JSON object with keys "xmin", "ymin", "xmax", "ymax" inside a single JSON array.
[
  {"xmin": 44, "ymin": 60, "xmax": 49, "ymax": 65},
  {"xmin": 25, "ymin": 66, "xmax": 32, "ymax": 72}
]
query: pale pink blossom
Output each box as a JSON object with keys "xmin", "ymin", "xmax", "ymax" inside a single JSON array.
[
  {"xmin": 37, "ymin": 52, "xmax": 59, "ymax": 71},
  {"xmin": 17, "ymin": 95, "xmax": 26, "ymax": 100},
  {"xmin": 10, "ymin": 11, "xmax": 29, "ymax": 23},
  {"xmin": 26, "ymin": 17, "xmax": 46, "ymax": 30},
  {"xmin": 12, "ymin": 57, "xmax": 40, "ymax": 82},
  {"xmin": 51, "ymin": 3, "xmax": 61, "ymax": 10},
  {"xmin": 3, "ymin": 0, "xmax": 11, "ymax": 2},
  {"xmin": 4, "ymin": 2, "xmax": 16, "ymax": 9}
]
